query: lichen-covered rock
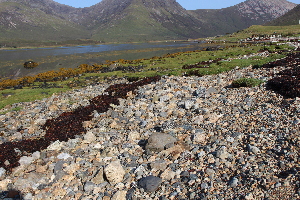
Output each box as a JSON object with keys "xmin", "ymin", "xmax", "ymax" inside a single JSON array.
[{"xmin": 104, "ymin": 160, "xmax": 125, "ymax": 185}]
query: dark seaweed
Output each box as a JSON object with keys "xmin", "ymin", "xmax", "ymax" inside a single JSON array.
[
  {"xmin": 266, "ymin": 52, "xmax": 300, "ymax": 98},
  {"xmin": 262, "ymin": 52, "xmax": 300, "ymax": 69},
  {"xmin": 182, "ymin": 58, "xmax": 222, "ymax": 70}
]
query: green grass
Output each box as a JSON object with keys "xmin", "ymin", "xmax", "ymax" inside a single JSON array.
[
  {"xmin": 212, "ymin": 25, "xmax": 300, "ymax": 42},
  {"xmin": 0, "ymin": 42, "xmax": 294, "ymax": 110},
  {"xmin": 232, "ymin": 78, "xmax": 264, "ymax": 88},
  {"xmin": 0, "ymin": 87, "xmax": 69, "ymax": 110}
]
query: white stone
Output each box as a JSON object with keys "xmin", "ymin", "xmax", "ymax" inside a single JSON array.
[
  {"xmin": 0, "ymin": 179, "xmax": 12, "ymax": 190},
  {"xmin": 248, "ymin": 145, "xmax": 260, "ymax": 154},
  {"xmin": 19, "ymin": 156, "xmax": 35, "ymax": 166},
  {"xmin": 104, "ymin": 160, "xmax": 125, "ymax": 185},
  {"xmin": 24, "ymin": 193, "xmax": 33, "ymax": 200},
  {"xmin": 161, "ymin": 168, "xmax": 176, "ymax": 180},
  {"xmin": 206, "ymin": 113, "xmax": 223, "ymax": 123},
  {"xmin": 32, "ymin": 151, "xmax": 41, "ymax": 160},
  {"xmin": 84, "ymin": 131, "xmax": 97, "ymax": 143},
  {"xmin": 192, "ymin": 115, "xmax": 204, "ymax": 125},
  {"xmin": 245, "ymin": 193, "xmax": 255, "ymax": 200},
  {"xmin": 184, "ymin": 100, "xmax": 194, "ymax": 110},
  {"xmin": 216, "ymin": 146, "xmax": 229, "ymax": 160},
  {"xmin": 93, "ymin": 143, "xmax": 102, "ymax": 149},
  {"xmin": 57, "ymin": 153, "xmax": 73, "ymax": 160},
  {"xmin": 128, "ymin": 131, "xmax": 140, "ymax": 141},
  {"xmin": 0, "ymin": 168, "xmax": 6, "ymax": 178},
  {"xmin": 34, "ymin": 118, "xmax": 46, "ymax": 126},
  {"xmin": 47, "ymin": 140, "xmax": 64, "ymax": 151}
]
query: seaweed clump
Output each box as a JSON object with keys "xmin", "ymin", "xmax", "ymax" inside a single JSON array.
[
  {"xmin": 0, "ymin": 76, "xmax": 161, "ymax": 172},
  {"xmin": 266, "ymin": 52, "xmax": 300, "ymax": 98},
  {"xmin": 267, "ymin": 76, "xmax": 300, "ymax": 98}
]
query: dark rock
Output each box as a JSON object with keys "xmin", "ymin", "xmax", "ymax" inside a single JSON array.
[
  {"xmin": 24, "ymin": 61, "xmax": 39, "ymax": 69},
  {"xmin": 138, "ymin": 175, "xmax": 162, "ymax": 192},
  {"xmin": 126, "ymin": 188, "xmax": 136, "ymax": 200}
]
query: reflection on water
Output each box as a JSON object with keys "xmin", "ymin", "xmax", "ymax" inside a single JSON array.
[{"xmin": 0, "ymin": 42, "xmax": 205, "ymax": 79}]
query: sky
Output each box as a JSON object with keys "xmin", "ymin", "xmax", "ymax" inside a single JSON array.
[{"xmin": 55, "ymin": 0, "xmax": 300, "ymax": 9}]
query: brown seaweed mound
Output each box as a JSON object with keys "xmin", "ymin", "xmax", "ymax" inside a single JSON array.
[{"xmin": 266, "ymin": 52, "xmax": 300, "ymax": 98}]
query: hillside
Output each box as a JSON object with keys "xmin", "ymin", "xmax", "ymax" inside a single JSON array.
[
  {"xmin": 71, "ymin": 0, "xmax": 208, "ymax": 42},
  {"xmin": 0, "ymin": 0, "xmax": 297, "ymax": 44},
  {"xmin": 0, "ymin": 0, "xmax": 88, "ymax": 44},
  {"xmin": 265, "ymin": 4, "xmax": 300, "ymax": 26},
  {"xmin": 190, "ymin": 0, "xmax": 297, "ymax": 36}
]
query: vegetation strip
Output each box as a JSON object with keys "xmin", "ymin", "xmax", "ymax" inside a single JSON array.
[
  {"xmin": 0, "ymin": 76, "xmax": 161, "ymax": 172},
  {"xmin": 1, "ymin": 43, "xmax": 293, "ymax": 110}
]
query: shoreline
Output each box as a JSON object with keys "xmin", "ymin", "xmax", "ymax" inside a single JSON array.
[{"xmin": 0, "ymin": 39, "xmax": 200, "ymax": 51}]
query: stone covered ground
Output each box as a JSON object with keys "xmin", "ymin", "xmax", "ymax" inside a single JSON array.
[{"xmin": 0, "ymin": 53, "xmax": 299, "ymax": 199}]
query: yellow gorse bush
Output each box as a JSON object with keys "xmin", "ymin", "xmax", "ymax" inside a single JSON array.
[{"xmin": 0, "ymin": 63, "xmax": 107, "ymax": 89}]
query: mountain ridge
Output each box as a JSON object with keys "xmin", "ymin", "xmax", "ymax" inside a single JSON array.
[
  {"xmin": 190, "ymin": 0, "xmax": 297, "ymax": 36},
  {"xmin": 0, "ymin": 0, "xmax": 297, "ymax": 44},
  {"xmin": 265, "ymin": 4, "xmax": 300, "ymax": 26}
]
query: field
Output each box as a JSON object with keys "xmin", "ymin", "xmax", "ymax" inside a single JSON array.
[{"xmin": 209, "ymin": 25, "xmax": 300, "ymax": 42}]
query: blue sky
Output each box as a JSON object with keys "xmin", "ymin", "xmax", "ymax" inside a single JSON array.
[{"xmin": 55, "ymin": 0, "xmax": 300, "ymax": 9}]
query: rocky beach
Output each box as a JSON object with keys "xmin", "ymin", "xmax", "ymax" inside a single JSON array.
[{"xmin": 0, "ymin": 56, "xmax": 299, "ymax": 199}]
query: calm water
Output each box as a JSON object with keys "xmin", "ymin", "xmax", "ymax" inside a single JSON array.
[{"xmin": 0, "ymin": 41, "xmax": 204, "ymax": 79}]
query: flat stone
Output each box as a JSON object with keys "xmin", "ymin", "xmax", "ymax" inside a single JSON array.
[
  {"xmin": 84, "ymin": 181, "xmax": 96, "ymax": 193},
  {"xmin": 145, "ymin": 133, "xmax": 177, "ymax": 154},
  {"xmin": 111, "ymin": 190, "xmax": 127, "ymax": 200},
  {"xmin": 91, "ymin": 168, "xmax": 105, "ymax": 184},
  {"xmin": 150, "ymin": 160, "xmax": 168, "ymax": 172}
]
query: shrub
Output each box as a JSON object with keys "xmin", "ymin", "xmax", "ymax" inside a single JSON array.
[{"xmin": 232, "ymin": 78, "xmax": 264, "ymax": 88}]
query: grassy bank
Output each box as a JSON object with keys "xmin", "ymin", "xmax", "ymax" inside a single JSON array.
[
  {"xmin": 0, "ymin": 42, "xmax": 294, "ymax": 110},
  {"xmin": 212, "ymin": 25, "xmax": 300, "ymax": 42}
]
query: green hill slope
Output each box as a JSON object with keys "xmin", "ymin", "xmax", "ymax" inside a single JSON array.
[
  {"xmin": 0, "ymin": 1, "xmax": 88, "ymax": 44},
  {"xmin": 79, "ymin": 0, "xmax": 207, "ymax": 42}
]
